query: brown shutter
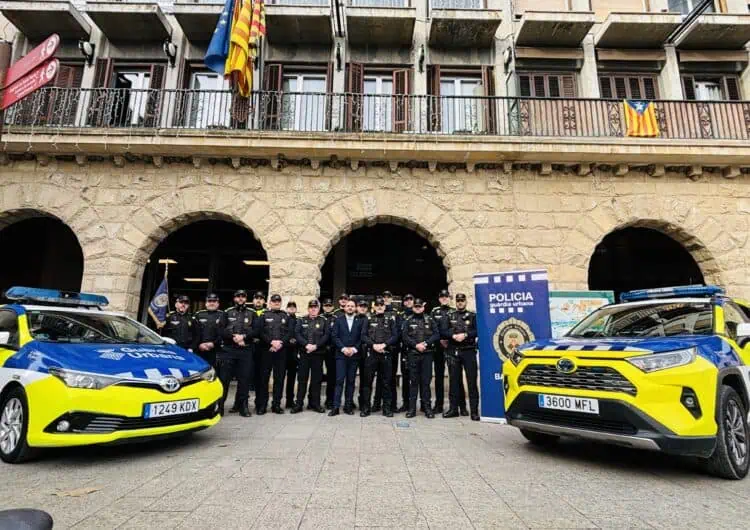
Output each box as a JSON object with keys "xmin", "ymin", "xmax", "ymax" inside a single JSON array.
[
  {"xmin": 518, "ymin": 74, "xmax": 531, "ymax": 97},
  {"xmin": 346, "ymin": 62, "xmax": 364, "ymax": 132},
  {"xmin": 325, "ymin": 61, "xmax": 334, "ymax": 131},
  {"xmin": 561, "ymin": 75, "xmax": 576, "ymax": 98},
  {"xmin": 89, "ymin": 58, "xmax": 114, "ymax": 127},
  {"xmin": 93, "ymin": 58, "xmax": 113, "ymax": 88},
  {"xmin": 599, "ymin": 77, "xmax": 613, "ymax": 99},
  {"xmin": 262, "ymin": 63, "xmax": 283, "ymax": 129},
  {"xmin": 393, "ymin": 68, "xmax": 411, "ymax": 133},
  {"xmin": 427, "ymin": 64, "xmax": 441, "ymax": 131},
  {"xmin": 682, "ymin": 76, "xmax": 696, "ymax": 100},
  {"xmin": 482, "ymin": 65, "xmax": 496, "ymax": 134},
  {"xmin": 144, "ymin": 64, "xmax": 166, "ymax": 127},
  {"xmin": 724, "ymin": 77, "xmax": 740, "ymax": 101},
  {"xmin": 173, "ymin": 60, "xmax": 189, "ymax": 127},
  {"xmin": 56, "ymin": 65, "xmax": 84, "ymax": 125}
]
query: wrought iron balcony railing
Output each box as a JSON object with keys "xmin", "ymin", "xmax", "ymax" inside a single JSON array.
[{"xmin": 4, "ymin": 87, "xmax": 750, "ymax": 141}]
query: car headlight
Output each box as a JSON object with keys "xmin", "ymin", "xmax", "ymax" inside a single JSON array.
[
  {"xmin": 49, "ymin": 367, "xmax": 122, "ymax": 390},
  {"xmin": 626, "ymin": 348, "xmax": 696, "ymax": 373},
  {"xmin": 508, "ymin": 349, "xmax": 525, "ymax": 367},
  {"xmin": 200, "ymin": 367, "xmax": 217, "ymax": 382}
]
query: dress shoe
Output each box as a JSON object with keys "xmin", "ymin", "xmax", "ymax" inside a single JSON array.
[
  {"xmin": 460, "ymin": 408, "xmax": 469, "ymax": 417},
  {"xmin": 471, "ymin": 413, "xmax": 480, "ymax": 421},
  {"xmin": 256, "ymin": 407, "xmax": 267, "ymax": 415},
  {"xmin": 384, "ymin": 409, "xmax": 394, "ymax": 418},
  {"xmin": 443, "ymin": 409, "xmax": 459, "ymax": 419},
  {"xmin": 425, "ymin": 411, "xmax": 435, "ymax": 419},
  {"xmin": 396, "ymin": 405, "xmax": 408, "ymax": 413},
  {"xmin": 272, "ymin": 405, "xmax": 284, "ymax": 414},
  {"xmin": 324, "ymin": 401, "xmax": 332, "ymax": 410},
  {"xmin": 372, "ymin": 404, "xmax": 382, "ymax": 413},
  {"xmin": 328, "ymin": 409, "xmax": 340, "ymax": 417},
  {"xmin": 239, "ymin": 406, "xmax": 251, "ymax": 418},
  {"xmin": 360, "ymin": 409, "xmax": 370, "ymax": 418},
  {"xmin": 291, "ymin": 405, "xmax": 303, "ymax": 414},
  {"xmin": 285, "ymin": 401, "xmax": 294, "ymax": 410},
  {"xmin": 405, "ymin": 410, "xmax": 417, "ymax": 418},
  {"xmin": 312, "ymin": 406, "xmax": 326, "ymax": 413},
  {"xmin": 229, "ymin": 405, "xmax": 239, "ymax": 414},
  {"xmin": 433, "ymin": 406, "xmax": 444, "ymax": 414},
  {"xmin": 343, "ymin": 407, "xmax": 354, "ymax": 415}
]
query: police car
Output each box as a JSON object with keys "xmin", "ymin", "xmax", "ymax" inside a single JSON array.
[
  {"xmin": 503, "ymin": 286, "xmax": 750, "ymax": 479},
  {"xmin": 0, "ymin": 287, "xmax": 223, "ymax": 463}
]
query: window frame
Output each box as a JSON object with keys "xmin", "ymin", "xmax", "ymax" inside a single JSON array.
[
  {"xmin": 721, "ymin": 301, "xmax": 749, "ymax": 341},
  {"xmin": 599, "ymin": 74, "xmax": 659, "ymax": 100},
  {"xmin": 682, "ymin": 74, "xmax": 742, "ymax": 101},
  {"xmin": 517, "ymin": 71, "xmax": 577, "ymax": 98},
  {"xmin": 0, "ymin": 309, "xmax": 20, "ymax": 350},
  {"xmin": 281, "ymin": 71, "xmax": 328, "ymax": 131}
]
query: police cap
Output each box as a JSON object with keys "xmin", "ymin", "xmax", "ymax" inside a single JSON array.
[
  {"xmin": 382, "ymin": 290, "xmax": 393, "ymax": 297},
  {"xmin": 176, "ymin": 295, "xmax": 190, "ymax": 303},
  {"xmin": 438, "ymin": 289, "xmax": 451, "ymax": 298},
  {"xmin": 455, "ymin": 293, "xmax": 467, "ymax": 301},
  {"xmin": 413, "ymin": 298, "xmax": 425, "ymax": 307},
  {"xmin": 234, "ymin": 289, "xmax": 247, "ymax": 297},
  {"xmin": 308, "ymin": 299, "xmax": 320, "ymax": 308},
  {"xmin": 374, "ymin": 297, "xmax": 385, "ymax": 306},
  {"xmin": 253, "ymin": 291, "xmax": 265, "ymax": 300},
  {"xmin": 270, "ymin": 294, "xmax": 282, "ymax": 302},
  {"xmin": 322, "ymin": 298, "xmax": 334, "ymax": 305},
  {"xmin": 357, "ymin": 299, "xmax": 368, "ymax": 307},
  {"xmin": 206, "ymin": 293, "xmax": 219, "ymax": 301},
  {"xmin": 338, "ymin": 293, "xmax": 349, "ymax": 301},
  {"xmin": 403, "ymin": 293, "xmax": 414, "ymax": 301},
  {"xmin": 287, "ymin": 300, "xmax": 297, "ymax": 308}
]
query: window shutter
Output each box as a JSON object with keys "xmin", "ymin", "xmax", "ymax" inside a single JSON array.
[
  {"xmin": 682, "ymin": 76, "xmax": 696, "ymax": 100},
  {"xmin": 643, "ymin": 77, "xmax": 657, "ymax": 100},
  {"xmin": 427, "ymin": 65, "xmax": 441, "ymax": 131},
  {"xmin": 482, "ymin": 65, "xmax": 496, "ymax": 134},
  {"xmin": 599, "ymin": 77, "xmax": 613, "ymax": 99},
  {"xmin": 548, "ymin": 76, "xmax": 560, "ymax": 98},
  {"xmin": 89, "ymin": 59, "xmax": 113, "ymax": 127},
  {"xmin": 144, "ymin": 64, "xmax": 166, "ymax": 127},
  {"xmin": 519, "ymin": 74, "xmax": 531, "ymax": 97},
  {"xmin": 173, "ymin": 60, "xmax": 189, "ymax": 127},
  {"xmin": 326, "ymin": 61, "xmax": 333, "ymax": 130},
  {"xmin": 346, "ymin": 62, "xmax": 364, "ymax": 131},
  {"xmin": 263, "ymin": 63, "xmax": 283, "ymax": 91},
  {"xmin": 93, "ymin": 58, "xmax": 113, "ymax": 88},
  {"xmin": 724, "ymin": 77, "xmax": 740, "ymax": 101},
  {"xmin": 533, "ymin": 75, "xmax": 546, "ymax": 97},
  {"xmin": 628, "ymin": 77, "xmax": 642, "ymax": 99},
  {"xmin": 561, "ymin": 75, "xmax": 576, "ymax": 98},
  {"xmin": 149, "ymin": 64, "xmax": 166, "ymax": 90},
  {"xmin": 262, "ymin": 63, "xmax": 283, "ymax": 129},
  {"xmin": 393, "ymin": 68, "xmax": 411, "ymax": 132},
  {"xmin": 614, "ymin": 77, "xmax": 627, "ymax": 99}
]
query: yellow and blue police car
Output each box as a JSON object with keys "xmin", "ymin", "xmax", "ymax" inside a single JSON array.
[
  {"xmin": 0, "ymin": 287, "xmax": 223, "ymax": 463},
  {"xmin": 504, "ymin": 285, "xmax": 750, "ymax": 479}
]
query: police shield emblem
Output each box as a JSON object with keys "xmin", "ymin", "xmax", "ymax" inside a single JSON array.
[{"xmin": 493, "ymin": 317, "xmax": 535, "ymax": 362}]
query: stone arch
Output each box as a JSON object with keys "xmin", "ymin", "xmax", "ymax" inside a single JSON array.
[{"xmin": 298, "ymin": 191, "xmax": 480, "ymax": 298}]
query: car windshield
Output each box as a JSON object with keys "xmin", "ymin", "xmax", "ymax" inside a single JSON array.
[
  {"xmin": 27, "ymin": 310, "xmax": 164, "ymax": 345},
  {"xmin": 567, "ymin": 302, "xmax": 713, "ymax": 338}
]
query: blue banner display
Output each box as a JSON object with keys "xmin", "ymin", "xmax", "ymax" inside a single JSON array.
[{"xmin": 474, "ymin": 269, "xmax": 552, "ymax": 422}]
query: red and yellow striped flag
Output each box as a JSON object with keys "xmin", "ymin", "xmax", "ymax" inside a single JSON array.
[
  {"xmin": 623, "ymin": 100, "xmax": 659, "ymax": 138},
  {"xmin": 249, "ymin": 0, "xmax": 266, "ymax": 58},
  {"xmin": 226, "ymin": 0, "xmax": 253, "ymax": 96}
]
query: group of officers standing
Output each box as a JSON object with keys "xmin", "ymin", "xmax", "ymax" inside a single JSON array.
[{"xmin": 160, "ymin": 289, "xmax": 480, "ymax": 421}]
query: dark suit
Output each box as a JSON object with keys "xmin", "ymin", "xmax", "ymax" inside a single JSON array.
[{"xmin": 331, "ymin": 314, "xmax": 365, "ymax": 410}]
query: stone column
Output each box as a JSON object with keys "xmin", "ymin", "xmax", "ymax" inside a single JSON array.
[
  {"xmin": 578, "ymin": 36, "xmax": 600, "ymax": 99},
  {"xmin": 661, "ymin": 46, "xmax": 684, "ymax": 100}
]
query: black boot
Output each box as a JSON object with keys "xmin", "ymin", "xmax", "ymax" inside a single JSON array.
[
  {"xmin": 405, "ymin": 410, "xmax": 417, "ymax": 419},
  {"xmin": 396, "ymin": 405, "xmax": 408, "ymax": 413},
  {"xmin": 360, "ymin": 408, "xmax": 370, "ymax": 418},
  {"xmin": 372, "ymin": 403, "xmax": 382, "ymax": 413},
  {"xmin": 425, "ymin": 410, "xmax": 435, "ymax": 419},
  {"xmin": 312, "ymin": 406, "xmax": 326, "ymax": 413},
  {"xmin": 443, "ymin": 409, "xmax": 459, "ymax": 419},
  {"xmin": 343, "ymin": 405, "xmax": 354, "ymax": 415},
  {"xmin": 460, "ymin": 407, "xmax": 469, "ymax": 417},
  {"xmin": 285, "ymin": 400, "xmax": 294, "ymax": 410},
  {"xmin": 384, "ymin": 407, "xmax": 393, "ymax": 418},
  {"xmin": 471, "ymin": 411, "xmax": 480, "ymax": 421},
  {"xmin": 239, "ymin": 404, "xmax": 251, "ymax": 417},
  {"xmin": 433, "ymin": 404, "xmax": 444, "ymax": 414},
  {"xmin": 272, "ymin": 405, "xmax": 284, "ymax": 414},
  {"xmin": 256, "ymin": 406, "xmax": 267, "ymax": 415},
  {"xmin": 328, "ymin": 408, "xmax": 340, "ymax": 417},
  {"xmin": 291, "ymin": 404, "xmax": 303, "ymax": 414}
]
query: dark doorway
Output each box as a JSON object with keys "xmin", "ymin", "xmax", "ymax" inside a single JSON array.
[
  {"xmin": 138, "ymin": 220, "xmax": 268, "ymax": 324},
  {"xmin": 589, "ymin": 226, "xmax": 705, "ymax": 301},
  {"xmin": 319, "ymin": 224, "xmax": 448, "ymax": 308},
  {"xmin": 0, "ymin": 216, "xmax": 84, "ymax": 300}
]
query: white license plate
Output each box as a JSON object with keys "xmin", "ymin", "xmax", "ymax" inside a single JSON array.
[
  {"xmin": 538, "ymin": 394, "xmax": 599, "ymax": 415},
  {"xmin": 144, "ymin": 399, "xmax": 199, "ymax": 418}
]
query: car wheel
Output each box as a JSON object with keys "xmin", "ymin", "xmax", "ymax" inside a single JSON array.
[
  {"xmin": 706, "ymin": 385, "xmax": 750, "ymax": 480},
  {"xmin": 0, "ymin": 386, "xmax": 35, "ymax": 464},
  {"xmin": 520, "ymin": 428, "xmax": 560, "ymax": 446}
]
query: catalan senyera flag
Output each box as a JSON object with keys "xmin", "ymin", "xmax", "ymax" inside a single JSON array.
[
  {"xmin": 226, "ymin": 0, "xmax": 253, "ymax": 96},
  {"xmin": 249, "ymin": 0, "xmax": 266, "ymax": 57},
  {"xmin": 623, "ymin": 99, "xmax": 660, "ymax": 138}
]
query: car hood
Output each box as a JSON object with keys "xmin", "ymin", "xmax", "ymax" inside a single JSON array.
[
  {"xmin": 7, "ymin": 341, "xmax": 209, "ymax": 380},
  {"xmin": 519, "ymin": 336, "xmax": 715, "ymax": 356}
]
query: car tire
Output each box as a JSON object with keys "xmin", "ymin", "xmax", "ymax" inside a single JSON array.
[
  {"xmin": 520, "ymin": 428, "xmax": 560, "ymax": 446},
  {"xmin": 705, "ymin": 385, "xmax": 750, "ymax": 480},
  {"xmin": 0, "ymin": 386, "xmax": 35, "ymax": 464}
]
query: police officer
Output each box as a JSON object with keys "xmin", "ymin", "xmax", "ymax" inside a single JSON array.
[
  {"xmin": 292, "ymin": 299, "xmax": 329, "ymax": 414},
  {"xmin": 194, "ymin": 293, "xmax": 226, "ymax": 369},
  {"xmin": 285, "ymin": 301, "xmax": 298, "ymax": 409},
  {"xmin": 162, "ymin": 295, "xmax": 195, "ymax": 351},
  {"xmin": 401, "ymin": 298, "xmax": 439, "ymax": 419},
  {"xmin": 396, "ymin": 294, "xmax": 415, "ymax": 413},
  {"xmin": 361, "ymin": 297, "xmax": 398, "ymax": 417},
  {"xmin": 250, "ymin": 291, "xmax": 266, "ymax": 393},
  {"xmin": 219, "ymin": 290, "xmax": 257, "ymax": 417},
  {"xmin": 335, "ymin": 293, "xmax": 349, "ymax": 315},
  {"xmin": 430, "ymin": 289, "xmax": 453, "ymax": 414},
  {"xmin": 321, "ymin": 298, "xmax": 338, "ymax": 410},
  {"xmin": 253, "ymin": 291, "xmax": 267, "ymax": 314},
  {"xmin": 441, "ymin": 293, "xmax": 479, "ymax": 421},
  {"xmin": 259, "ymin": 294, "xmax": 291, "ymax": 414},
  {"xmin": 355, "ymin": 298, "xmax": 370, "ymax": 410}
]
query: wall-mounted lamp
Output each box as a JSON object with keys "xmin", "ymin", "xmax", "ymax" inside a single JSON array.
[
  {"xmin": 418, "ymin": 44, "xmax": 425, "ymax": 73},
  {"xmin": 336, "ymin": 43, "xmax": 342, "ymax": 72},
  {"xmin": 78, "ymin": 39, "xmax": 95, "ymax": 66},
  {"xmin": 162, "ymin": 38, "xmax": 177, "ymax": 67}
]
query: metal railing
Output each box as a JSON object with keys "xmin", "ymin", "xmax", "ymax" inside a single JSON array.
[
  {"xmin": 431, "ymin": 0, "xmax": 484, "ymax": 9},
  {"xmin": 4, "ymin": 87, "xmax": 750, "ymax": 141},
  {"xmin": 349, "ymin": 0, "xmax": 410, "ymax": 6}
]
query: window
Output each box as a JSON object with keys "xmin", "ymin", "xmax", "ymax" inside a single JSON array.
[
  {"xmin": 440, "ymin": 77, "xmax": 482, "ymax": 133},
  {"xmin": 432, "ymin": 0, "xmax": 482, "ymax": 8},
  {"xmin": 111, "ymin": 70, "xmax": 151, "ymax": 126},
  {"xmin": 26, "ymin": 310, "xmax": 163, "ymax": 345},
  {"xmin": 722, "ymin": 303, "xmax": 748, "ymax": 340},
  {"xmin": 280, "ymin": 73, "xmax": 327, "ymax": 131},
  {"xmin": 568, "ymin": 303, "xmax": 714, "ymax": 338},
  {"xmin": 668, "ymin": 0, "xmax": 714, "ymax": 14},
  {"xmin": 363, "ymin": 76, "xmax": 393, "ymax": 132},
  {"xmin": 682, "ymin": 75, "xmax": 741, "ymax": 101},
  {"xmin": 518, "ymin": 73, "xmax": 576, "ymax": 98},
  {"xmin": 187, "ymin": 72, "xmax": 231, "ymax": 128},
  {"xmin": 599, "ymin": 75, "xmax": 658, "ymax": 100},
  {"xmin": 0, "ymin": 310, "xmax": 19, "ymax": 349}
]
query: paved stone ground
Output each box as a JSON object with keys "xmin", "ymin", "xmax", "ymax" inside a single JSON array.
[{"xmin": 2, "ymin": 386, "xmax": 750, "ymax": 529}]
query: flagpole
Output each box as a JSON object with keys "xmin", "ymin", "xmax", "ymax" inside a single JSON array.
[{"xmin": 165, "ymin": 261, "xmax": 170, "ymax": 314}]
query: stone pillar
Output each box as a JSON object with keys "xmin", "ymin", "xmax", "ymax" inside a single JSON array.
[
  {"xmin": 661, "ymin": 46, "xmax": 684, "ymax": 100},
  {"xmin": 578, "ymin": 36, "xmax": 600, "ymax": 99}
]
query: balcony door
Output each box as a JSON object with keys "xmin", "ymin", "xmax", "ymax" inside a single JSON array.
[
  {"xmin": 439, "ymin": 77, "xmax": 482, "ymax": 134},
  {"xmin": 363, "ymin": 76, "xmax": 394, "ymax": 132},
  {"xmin": 112, "ymin": 71, "xmax": 151, "ymax": 127},
  {"xmin": 280, "ymin": 74, "xmax": 327, "ymax": 131},
  {"xmin": 187, "ymin": 72, "xmax": 231, "ymax": 128}
]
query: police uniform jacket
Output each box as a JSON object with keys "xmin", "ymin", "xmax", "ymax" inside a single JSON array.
[
  {"xmin": 361, "ymin": 312, "xmax": 399, "ymax": 353},
  {"xmin": 441, "ymin": 309, "xmax": 478, "ymax": 352},
  {"xmin": 430, "ymin": 305, "xmax": 453, "ymax": 335},
  {"xmin": 261, "ymin": 309, "xmax": 291, "ymax": 347},
  {"xmin": 401, "ymin": 313, "xmax": 440, "ymax": 352},
  {"xmin": 221, "ymin": 305, "xmax": 258, "ymax": 358},
  {"xmin": 162, "ymin": 311, "xmax": 195, "ymax": 351},
  {"xmin": 295, "ymin": 315, "xmax": 330, "ymax": 355},
  {"xmin": 194, "ymin": 309, "xmax": 227, "ymax": 351},
  {"xmin": 322, "ymin": 311, "xmax": 337, "ymax": 346}
]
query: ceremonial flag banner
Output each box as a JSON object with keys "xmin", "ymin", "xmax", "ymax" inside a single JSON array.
[
  {"xmin": 623, "ymin": 99, "xmax": 660, "ymax": 137},
  {"xmin": 474, "ymin": 270, "xmax": 551, "ymax": 422},
  {"xmin": 249, "ymin": 0, "xmax": 266, "ymax": 58},
  {"xmin": 204, "ymin": 0, "xmax": 235, "ymax": 74},
  {"xmin": 148, "ymin": 275, "xmax": 169, "ymax": 328},
  {"xmin": 227, "ymin": 0, "xmax": 253, "ymax": 96}
]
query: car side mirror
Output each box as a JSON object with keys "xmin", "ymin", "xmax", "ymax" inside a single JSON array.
[
  {"xmin": 162, "ymin": 336, "xmax": 176, "ymax": 345},
  {"xmin": 0, "ymin": 331, "xmax": 9, "ymax": 346},
  {"xmin": 736, "ymin": 323, "xmax": 750, "ymax": 347}
]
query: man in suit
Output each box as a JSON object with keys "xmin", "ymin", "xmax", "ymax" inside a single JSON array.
[{"xmin": 330, "ymin": 299, "xmax": 364, "ymax": 416}]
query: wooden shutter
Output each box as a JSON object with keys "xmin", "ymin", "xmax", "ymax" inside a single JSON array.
[
  {"xmin": 427, "ymin": 64, "xmax": 441, "ymax": 131},
  {"xmin": 561, "ymin": 75, "xmax": 576, "ymax": 98},
  {"xmin": 642, "ymin": 77, "xmax": 657, "ymax": 99},
  {"xmin": 393, "ymin": 68, "xmax": 411, "ymax": 133},
  {"xmin": 89, "ymin": 58, "xmax": 114, "ymax": 127},
  {"xmin": 54, "ymin": 65, "xmax": 84, "ymax": 125},
  {"xmin": 599, "ymin": 77, "xmax": 613, "ymax": 99},
  {"xmin": 144, "ymin": 64, "xmax": 166, "ymax": 127},
  {"xmin": 628, "ymin": 77, "xmax": 642, "ymax": 99},
  {"xmin": 724, "ymin": 77, "xmax": 740, "ymax": 101},
  {"xmin": 262, "ymin": 63, "xmax": 283, "ymax": 129},
  {"xmin": 682, "ymin": 76, "xmax": 696, "ymax": 100},
  {"xmin": 325, "ymin": 61, "xmax": 333, "ymax": 131},
  {"xmin": 519, "ymin": 74, "xmax": 531, "ymax": 97},
  {"xmin": 93, "ymin": 58, "xmax": 113, "ymax": 88},
  {"xmin": 346, "ymin": 62, "xmax": 364, "ymax": 132},
  {"xmin": 482, "ymin": 65, "xmax": 496, "ymax": 134},
  {"xmin": 533, "ymin": 75, "xmax": 546, "ymax": 97}
]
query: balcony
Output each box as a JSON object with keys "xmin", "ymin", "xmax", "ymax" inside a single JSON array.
[
  {"xmin": 346, "ymin": 0, "xmax": 416, "ymax": 47},
  {"xmin": 515, "ymin": 11, "xmax": 595, "ymax": 48},
  {"xmin": 428, "ymin": 0, "xmax": 502, "ymax": 49},
  {"xmin": 265, "ymin": 0, "xmax": 332, "ymax": 45},
  {"xmin": 173, "ymin": 1, "xmax": 222, "ymax": 43},
  {"xmin": 595, "ymin": 12, "xmax": 682, "ymax": 49},
  {"xmin": 674, "ymin": 14, "xmax": 750, "ymax": 50},
  {"xmin": 0, "ymin": 1, "xmax": 91, "ymax": 41},
  {"xmin": 84, "ymin": 1, "xmax": 172, "ymax": 42}
]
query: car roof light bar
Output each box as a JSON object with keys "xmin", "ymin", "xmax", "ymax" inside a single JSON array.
[
  {"xmin": 4, "ymin": 287, "xmax": 109, "ymax": 307},
  {"xmin": 620, "ymin": 285, "xmax": 724, "ymax": 303}
]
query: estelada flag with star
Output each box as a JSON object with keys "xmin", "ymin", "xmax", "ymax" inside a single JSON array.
[{"xmin": 623, "ymin": 99, "xmax": 659, "ymax": 138}]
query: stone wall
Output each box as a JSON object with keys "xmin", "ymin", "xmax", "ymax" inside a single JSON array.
[{"xmin": 1, "ymin": 158, "xmax": 749, "ymax": 315}]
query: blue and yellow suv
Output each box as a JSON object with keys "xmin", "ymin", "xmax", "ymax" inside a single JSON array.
[
  {"xmin": 0, "ymin": 287, "xmax": 223, "ymax": 463},
  {"xmin": 504, "ymin": 286, "xmax": 750, "ymax": 479}
]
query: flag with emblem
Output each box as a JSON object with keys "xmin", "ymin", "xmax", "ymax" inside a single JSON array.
[
  {"xmin": 148, "ymin": 272, "xmax": 169, "ymax": 329},
  {"xmin": 623, "ymin": 99, "xmax": 659, "ymax": 138},
  {"xmin": 204, "ymin": 0, "xmax": 236, "ymax": 74},
  {"xmin": 226, "ymin": 0, "xmax": 254, "ymax": 96}
]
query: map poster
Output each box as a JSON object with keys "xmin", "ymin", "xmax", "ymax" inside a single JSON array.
[{"xmin": 549, "ymin": 291, "xmax": 615, "ymax": 339}]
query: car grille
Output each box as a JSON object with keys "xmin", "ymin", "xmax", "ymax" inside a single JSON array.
[
  {"xmin": 518, "ymin": 364, "xmax": 637, "ymax": 396},
  {"xmin": 519, "ymin": 410, "xmax": 637, "ymax": 436}
]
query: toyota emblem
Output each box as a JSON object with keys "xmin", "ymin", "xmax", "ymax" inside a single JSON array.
[
  {"xmin": 159, "ymin": 376, "xmax": 181, "ymax": 393},
  {"xmin": 556, "ymin": 358, "xmax": 576, "ymax": 374}
]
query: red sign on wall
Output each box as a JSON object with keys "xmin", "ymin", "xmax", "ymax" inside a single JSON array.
[
  {"xmin": 1, "ymin": 59, "xmax": 59, "ymax": 111},
  {"xmin": 4, "ymin": 34, "xmax": 60, "ymax": 87}
]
